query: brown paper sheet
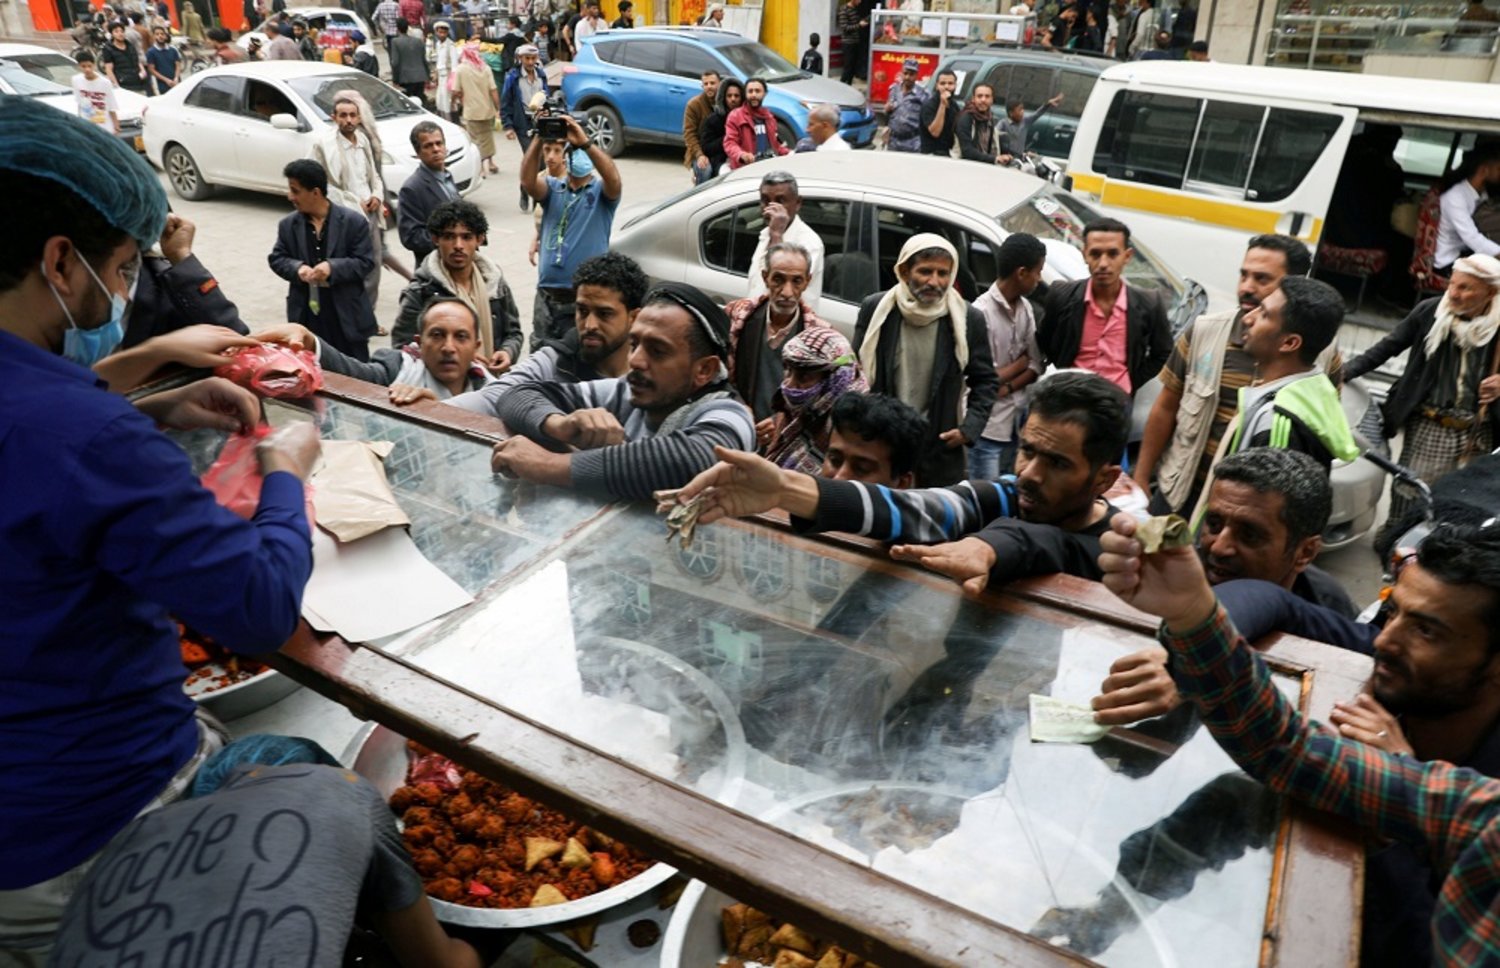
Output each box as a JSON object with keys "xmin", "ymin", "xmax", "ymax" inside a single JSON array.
[{"xmin": 309, "ymin": 440, "xmax": 410, "ymax": 542}]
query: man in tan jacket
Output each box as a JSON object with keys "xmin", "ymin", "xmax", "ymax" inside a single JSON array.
[{"xmin": 682, "ymin": 69, "xmax": 719, "ymax": 185}]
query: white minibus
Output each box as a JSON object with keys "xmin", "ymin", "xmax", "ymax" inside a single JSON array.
[{"xmin": 1066, "ymin": 61, "xmax": 1500, "ymax": 302}]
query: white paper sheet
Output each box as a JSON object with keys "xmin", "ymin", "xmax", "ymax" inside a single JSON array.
[{"xmin": 301, "ymin": 527, "xmax": 472, "ymax": 642}]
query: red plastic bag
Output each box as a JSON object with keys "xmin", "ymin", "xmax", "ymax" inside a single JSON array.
[
  {"xmin": 214, "ymin": 343, "xmax": 323, "ymax": 399},
  {"xmin": 201, "ymin": 425, "xmax": 316, "ymax": 528}
]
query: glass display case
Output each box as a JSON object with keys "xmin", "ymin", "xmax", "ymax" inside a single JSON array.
[
  {"xmin": 1266, "ymin": 1, "xmax": 1499, "ymax": 71},
  {"xmin": 173, "ymin": 374, "xmax": 1367, "ymax": 966}
]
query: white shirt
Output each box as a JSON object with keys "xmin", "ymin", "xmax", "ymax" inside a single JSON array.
[
  {"xmin": 337, "ymin": 130, "xmax": 376, "ymax": 203},
  {"xmin": 971, "ymin": 283, "xmax": 1042, "ymax": 442},
  {"xmin": 817, "ymin": 132, "xmax": 851, "ymax": 151},
  {"xmin": 573, "ymin": 15, "xmax": 605, "ymax": 44},
  {"xmin": 1436, "ymin": 180, "xmax": 1500, "ymax": 267},
  {"xmin": 746, "ymin": 215, "xmax": 825, "ymax": 311},
  {"xmin": 72, "ymin": 73, "xmax": 118, "ymax": 130}
]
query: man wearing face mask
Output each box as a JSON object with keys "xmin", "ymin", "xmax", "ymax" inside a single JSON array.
[
  {"xmin": 520, "ymin": 111, "xmax": 622, "ymax": 351},
  {"xmin": 0, "ymin": 98, "xmax": 320, "ymax": 963}
]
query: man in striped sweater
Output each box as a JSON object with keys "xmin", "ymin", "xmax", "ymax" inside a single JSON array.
[
  {"xmin": 491, "ymin": 283, "xmax": 756, "ymax": 500},
  {"xmin": 661, "ymin": 370, "xmax": 1133, "ymax": 593}
]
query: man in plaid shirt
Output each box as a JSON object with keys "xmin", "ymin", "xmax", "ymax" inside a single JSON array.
[{"xmin": 1098, "ymin": 518, "xmax": 1500, "ymax": 964}]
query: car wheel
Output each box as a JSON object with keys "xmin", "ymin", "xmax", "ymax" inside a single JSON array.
[
  {"xmin": 584, "ymin": 104, "xmax": 624, "ymax": 157},
  {"xmin": 164, "ymin": 143, "xmax": 214, "ymax": 200},
  {"xmin": 775, "ymin": 119, "xmax": 797, "ymax": 150}
]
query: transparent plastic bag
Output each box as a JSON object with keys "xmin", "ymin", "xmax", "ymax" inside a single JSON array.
[
  {"xmin": 201, "ymin": 425, "xmax": 317, "ymax": 529},
  {"xmin": 214, "ymin": 343, "xmax": 324, "ymax": 399}
]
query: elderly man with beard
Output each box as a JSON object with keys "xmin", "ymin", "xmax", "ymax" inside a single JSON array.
[
  {"xmin": 490, "ymin": 283, "xmax": 756, "ymax": 499},
  {"xmin": 661, "ymin": 371, "xmax": 1131, "ymax": 594},
  {"xmin": 1134, "ymin": 234, "xmax": 1342, "ymax": 515},
  {"xmin": 724, "ymin": 242, "xmax": 826, "ymax": 446},
  {"xmin": 258, "ymin": 299, "xmax": 496, "ymax": 406},
  {"xmin": 1344, "ymin": 254, "xmax": 1500, "ymax": 533},
  {"xmin": 389, "ymin": 199, "xmax": 522, "ymax": 374},
  {"xmin": 855, "ymin": 233, "xmax": 1000, "ymax": 485},
  {"xmin": 744, "ymin": 172, "xmax": 825, "ymax": 310},
  {"xmin": 1087, "ymin": 521, "xmax": 1500, "ymax": 968},
  {"xmin": 448, "ymin": 252, "xmax": 647, "ymax": 417}
]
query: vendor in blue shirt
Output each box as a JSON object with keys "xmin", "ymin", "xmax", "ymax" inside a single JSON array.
[
  {"xmin": 0, "ymin": 98, "xmax": 319, "ymax": 964},
  {"xmin": 520, "ymin": 111, "xmax": 623, "ymax": 351}
]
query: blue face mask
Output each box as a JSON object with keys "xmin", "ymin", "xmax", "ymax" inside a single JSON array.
[
  {"xmin": 44, "ymin": 255, "xmax": 129, "ymax": 367},
  {"xmin": 567, "ymin": 147, "xmax": 596, "ymax": 179}
]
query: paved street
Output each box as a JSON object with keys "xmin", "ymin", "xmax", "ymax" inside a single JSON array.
[
  {"xmin": 163, "ymin": 136, "xmax": 1390, "ymax": 605},
  {"xmin": 159, "ymin": 139, "xmax": 692, "ymax": 350}
]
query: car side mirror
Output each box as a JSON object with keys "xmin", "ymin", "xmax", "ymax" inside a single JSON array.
[
  {"xmin": 270, "ymin": 112, "xmax": 300, "ymax": 130},
  {"xmin": 408, "ymin": 95, "xmax": 423, "ymax": 108}
]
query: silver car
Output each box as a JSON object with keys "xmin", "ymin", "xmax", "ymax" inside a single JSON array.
[{"xmin": 611, "ymin": 151, "xmax": 1382, "ymax": 548}]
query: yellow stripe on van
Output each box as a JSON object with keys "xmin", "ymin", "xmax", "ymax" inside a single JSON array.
[{"xmin": 1066, "ymin": 172, "xmax": 1324, "ymax": 242}]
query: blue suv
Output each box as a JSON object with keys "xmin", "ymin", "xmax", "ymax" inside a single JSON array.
[{"xmin": 561, "ymin": 27, "xmax": 876, "ymax": 157}]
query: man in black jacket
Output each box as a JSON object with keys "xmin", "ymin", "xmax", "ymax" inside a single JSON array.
[
  {"xmin": 918, "ymin": 68, "xmax": 959, "ymax": 157},
  {"xmin": 396, "ymin": 122, "xmax": 460, "ymax": 264},
  {"xmin": 268, "ymin": 159, "xmax": 377, "ymax": 361},
  {"xmin": 854, "ymin": 233, "xmax": 1000, "ymax": 485},
  {"xmin": 121, "ymin": 214, "xmax": 247, "ymax": 348},
  {"xmin": 1038, "ymin": 217, "xmax": 1171, "ymax": 397}
]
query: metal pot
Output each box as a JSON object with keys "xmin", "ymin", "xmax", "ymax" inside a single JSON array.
[{"xmin": 343, "ymin": 635, "xmax": 747, "ymax": 929}]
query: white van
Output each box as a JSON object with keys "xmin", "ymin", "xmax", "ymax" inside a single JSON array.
[{"xmin": 1064, "ymin": 62, "xmax": 1500, "ymax": 295}]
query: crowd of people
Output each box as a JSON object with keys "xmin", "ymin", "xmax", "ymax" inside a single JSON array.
[{"xmin": 13, "ymin": 2, "xmax": 1500, "ymax": 962}]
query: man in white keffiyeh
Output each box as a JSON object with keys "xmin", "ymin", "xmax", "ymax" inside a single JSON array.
[
  {"xmin": 853, "ymin": 232, "xmax": 1001, "ymax": 485},
  {"xmin": 1344, "ymin": 253, "xmax": 1500, "ymax": 528}
]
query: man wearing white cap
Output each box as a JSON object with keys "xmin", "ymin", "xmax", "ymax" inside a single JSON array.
[
  {"xmin": 1345, "ymin": 253, "xmax": 1500, "ymax": 526},
  {"xmin": 431, "ymin": 20, "xmax": 459, "ymax": 120},
  {"xmin": 501, "ymin": 42, "xmax": 549, "ymax": 212}
]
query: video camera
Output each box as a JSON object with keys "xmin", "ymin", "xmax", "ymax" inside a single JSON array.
[{"xmin": 534, "ymin": 91, "xmax": 588, "ymax": 141}]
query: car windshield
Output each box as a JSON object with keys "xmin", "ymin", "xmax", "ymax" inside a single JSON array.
[
  {"xmin": 999, "ymin": 183, "xmax": 1189, "ymax": 312},
  {"xmin": 716, "ymin": 43, "xmax": 804, "ymax": 83},
  {"xmin": 5, "ymin": 52, "xmax": 78, "ymax": 86},
  {"xmin": 286, "ymin": 73, "xmax": 421, "ymax": 120},
  {"xmin": 0, "ymin": 61, "xmax": 69, "ymax": 96}
]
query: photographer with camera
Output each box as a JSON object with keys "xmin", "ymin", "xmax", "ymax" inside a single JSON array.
[{"xmin": 521, "ymin": 100, "xmax": 622, "ymax": 351}]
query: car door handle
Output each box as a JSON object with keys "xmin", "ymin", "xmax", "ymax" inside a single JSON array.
[{"xmin": 605, "ymin": 78, "xmax": 622, "ymax": 85}]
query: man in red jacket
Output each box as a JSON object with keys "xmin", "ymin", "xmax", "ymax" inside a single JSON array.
[{"xmin": 724, "ymin": 77, "xmax": 789, "ymax": 170}]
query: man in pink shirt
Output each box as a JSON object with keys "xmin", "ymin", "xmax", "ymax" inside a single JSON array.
[{"xmin": 1037, "ymin": 217, "xmax": 1171, "ymax": 397}]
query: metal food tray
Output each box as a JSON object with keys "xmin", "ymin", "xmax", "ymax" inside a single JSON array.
[
  {"xmin": 186, "ymin": 666, "xmax": 300, "ymax": 721},
  {"xmin": 343, "ymin": 635, "xmax": 748, "ymax": 929}
]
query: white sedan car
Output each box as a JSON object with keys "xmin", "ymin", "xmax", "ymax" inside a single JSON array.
[
  {"xmin": 0, "ymin": 43, "xmax": 149, "ymax": 151},
  {"xmin": 142, "ymin": 62, "xmax": 481, "ymax": 202}
]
